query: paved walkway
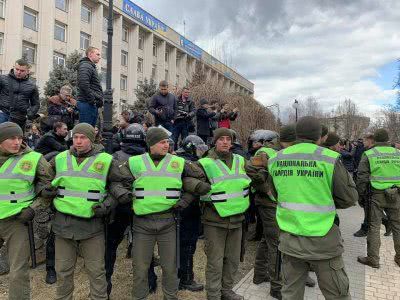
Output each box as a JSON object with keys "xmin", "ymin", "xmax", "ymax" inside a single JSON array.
[{"xmin": 233, "ymin": 206, "xmax": 400, "ymax": 300}]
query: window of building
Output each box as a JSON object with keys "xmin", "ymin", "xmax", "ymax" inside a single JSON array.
[
  {"xmin": 102, "ymin": 42, "xmax": 108, "ymax": 59},
  {"xmin": 54, "ymin": 21, "xmax": 67, "ymax": 42},
  {"xmin": 0, "ymin": 0, "xmax": 6, "ymax": 18},
  {"xmin": 53, "ymin": 52, "xmax": 66, "ymax": 67},
  {"xmin": 165, "ymin": 69, "xmax": 169, "ymax": 81},
  {"xmin": 121, "ymin": 51, "xmax": 128, "ymax": 67},
  {"xmin": 138, "ymin": 32, "xmax": 144, "ymax": 50},
  {"xmin": 165, "ymin": 49, "xmax": 169, "ymax": 63},
  {"xmin": 24, "ymin": 7, "xmax": 38, "ymax": 31},
  {"xmin": 81, "ymin": 5, "xmax": 91, "ymax": 23},
  {"xmin": 102, "ymin": 17, "xmax": 108, "ymax": 32},
  {"xmin": 153, "ymin": 42, "xmax": 157, "ymax": 57},
  {"xmin": 55, "ymin": 0, "xmax": 68, "ymax": 11},
  {"xmin": 80, "ymin": 32, "xmax": 90, "ymax": 50},
  {"xmin": 122, "ymin": 26, "xmax": 129, "ymax": 42},
  {"xmin": 22, "ymin": 42, "xmax": 36, "ymax": 64},
  {"xmin": 120, "ymin": 75, "xmax": 127, "ymax": 91},
  {"xmin": 151, "ymin": 64, "xmax": 157, "ymax": 79},
  {"xmin": 137, "ymin": 57, "xmax": 143, "ymax": 73}
]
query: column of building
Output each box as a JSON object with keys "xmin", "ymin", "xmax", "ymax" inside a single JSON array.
[
  {"xmin": 112, "ymin": 13, "xmax": 122, "ymax": 112},
  {"xmin": 127, "ymin": 24, "xmax": 139, "ymax": 106},
  {"xmin": 3, "ymin": 1, "xmax": 24, "ymax": 70}
]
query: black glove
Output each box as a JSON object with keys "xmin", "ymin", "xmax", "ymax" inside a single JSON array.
[
  {"xmin": 95, "ymin": 99, "xmax": 104, "ymax": 108},
  {"xmin": 18, "ymin": 207, "xmax": 35, "ymax": 223},
  {"xmin": 118, "ymin": 192, "xmax": 133, "ymax": 205},
  {"xmin": 92, "ymin": 203, "xmax": 109, "ymax": 218}
]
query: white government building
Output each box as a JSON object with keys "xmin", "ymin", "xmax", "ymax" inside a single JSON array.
[{"xmin": 0, "ymin": 0, "xmax": 254, "ymax": 111}]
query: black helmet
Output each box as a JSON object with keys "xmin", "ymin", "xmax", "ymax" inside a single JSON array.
[
  {"xmin": 249, "ymin": 130, "xmax": 279, "ymax": 143},
  {"xmin": 123, "ymin": 123, "xmax": 145, "ymax": 143},
  {"xmin": 182, "ymin": 135, "xmax": 208, "ymax": 152}
]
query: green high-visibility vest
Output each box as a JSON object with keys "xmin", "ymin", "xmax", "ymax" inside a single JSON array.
[
  {"xmin": 129, "ymin": 153, "xmax": 184, "ymax": 215},
  {"xmin": 255, "ymin": 147, "xmax": 276, "ymax": 157},
  {"xmin": 0, "ymin": 151, "xmax": 42, "ymax": 220},
  {"xmin": 199, "ymin": 154, "xmax": 251, "ymax": 217},
  {"xmin": 52, "ymin": 150, "xmax": 113, "ymax": 218},
  {"xmin": 268, "ymin": 143, "xmax": 339, "ymax": 237},
  {"xmin": 364, "ymin": 146, "xmax": 400, "ymax": 190}
]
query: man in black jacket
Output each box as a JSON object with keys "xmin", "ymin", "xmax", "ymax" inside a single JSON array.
[
  {"xmin": 35, "ymin": 122, "xmax": 68, "ymax": 160},
  {"xmin": 148, "ymin": 80, "xmax": 177, "ymax": 131},
  {"xmin": 0, "ymin": 59, "xmax": 39, "ymax": 129},
  {"xmin": 171, "ymin": 87, "xmax": 195, "ymax": 148},
  {"xmin": 77, "ymin": 47, "xmax": 103, "ymax": 126},
  {"xmin": 196, "ymin": 99, "xmax": 216, "ymax": 144}
]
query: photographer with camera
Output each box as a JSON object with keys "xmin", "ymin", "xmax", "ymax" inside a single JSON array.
[
  {"xmin": 171, "ymin": 87, "xmax": 195, "ymax": 148},
  {"xmin": 47, "ymin": 85, "xmax": 78, "ymax": 130},
  {"xmin": 149, "ymin": 80, "xmax": 177, "ymax": 131},
  {"xmin": 77, "ymin": 46, "xmax": 103, "ymax": 126},
  {"xmin": 218, "ymin": 103, "xmax": 239, "ymax": 129}
]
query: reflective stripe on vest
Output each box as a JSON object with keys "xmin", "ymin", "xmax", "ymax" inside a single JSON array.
[
  {"xmin": 0, "ymin": 151, "xmax": 41, "ymax": 220},
  {"xmin": 199, "ymin": 154, "xmax": 251, "ymax": 217},
  {"xmin": 365, "ymin": 146, "xmax": 400, "ymax": 190},
  {"xmin": 52, "ymin": 150, "xmax": 112, "ymax": 218},
  {"xmin": 54, "ymin": 152, "xmax": 107, "ymax": 181},
  {"xmin": 129, "ymin": 153, "xmax": 184, "ymax": 215},
  {"xmin": 268, "ymin": 143, "xmax": 339, "ymax": 237}
]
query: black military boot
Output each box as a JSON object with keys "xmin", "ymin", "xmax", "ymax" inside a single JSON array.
[
  {"xmin": 305, "ymin": 274, "xmax": 316, "ymax": 287},
  {"xmin": 221, "ymin": 290, "xmax": 244, "ymax": 300},
  {"xmin": 357, "ymin": 256, "xmax": 380, "ymax": 268},
  {"xmin": 148, "ymin": 259, "xmax": 158, "ymax": 293},
  {"xmin": 382, "ymin": 218, "xmax": 392, "ymax": 236},
  {"xmin": 179, "ymin": 253, "xmax": 204, "ymax": 292},
  {"xmin": 353, "ymin": 228, "xmax": 367, "ymax": 237},
  {"xmin": 45, "ymin": 268, "xmax": 57, "ymax": 284},
  {"xmin": 270, "ymin": 289, "xmax": 282, "ymax": 300}
]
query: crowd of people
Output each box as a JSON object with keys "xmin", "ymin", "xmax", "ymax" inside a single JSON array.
[{"xmin": 0, "ymin": 48, "xmax": 399, "ymax": 300}]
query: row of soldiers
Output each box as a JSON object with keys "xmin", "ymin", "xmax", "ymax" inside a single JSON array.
[{"xmin": 0, "ymin": 115, "xmax": 399, "ymax": 300}]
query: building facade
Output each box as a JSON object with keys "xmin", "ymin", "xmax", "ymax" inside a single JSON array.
[{"xmin": 0, "ymin": 0, "xmax": 254, "ymax": 111}]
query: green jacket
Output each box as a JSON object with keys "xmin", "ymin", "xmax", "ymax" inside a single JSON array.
[
  {"xmin": 267, "ymin": 140, "xmax": 358, "ymax": 259},
  {"xmin": 110, "ymin": 152, "xmax": 209, "ymax": 219},
  {"xmin": 0, "ymin": 143, "xmax": 54, "ymax": 217},
  {"xmin": 195, "ymin": 148, "xmax": 265, "ymax": 229},
  {"xmin": 357, "ymin": 143, "xmax": 392, "ymax": 196},
  {"xmin": 50, "ymin": 144, "xmax": 119, "ymax": 240}
]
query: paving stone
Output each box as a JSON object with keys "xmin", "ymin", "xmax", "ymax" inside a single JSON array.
[{"xmin": 234, "ymin": 206, "xmax": 400, "ymax": 299}]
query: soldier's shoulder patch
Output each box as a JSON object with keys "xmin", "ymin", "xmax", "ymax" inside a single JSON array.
[
  {"xmin": 93, "ymin": 162, "xmax": 105, "ymax": 173},
  {"xmin": 20, "ymin": 161, "xmax": 33, "ymax": 172},
  {"xmin": 170, "ymin": 161, "xmax": 180, "ymax": 169}
]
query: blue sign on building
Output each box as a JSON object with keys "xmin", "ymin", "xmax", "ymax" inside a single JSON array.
[
  {"xmin": 122, "ymin": 0, "xmax": 168, "ymax": 33},
  {"xmin": 179, "ymin": 36, "xmax": 203, "ymax": 60}
]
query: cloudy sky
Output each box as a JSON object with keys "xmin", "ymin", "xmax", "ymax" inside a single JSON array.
[{"xmin": 133, "ymin": 0, "xmax": 400, "ymax": 118}]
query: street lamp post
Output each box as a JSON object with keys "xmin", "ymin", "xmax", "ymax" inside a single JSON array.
[
  {"xmin": 103, "ymin": 0, "xmax": 114, "ymax": 154},
  {"xmin": 292, "ymin": 99, "xmax": 299, "ymax": 122}
]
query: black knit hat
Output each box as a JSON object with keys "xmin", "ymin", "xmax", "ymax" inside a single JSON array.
[
  {"xmin": 279, "ymin": 124, "xmax": 296, "ymax": 142},
  {"xmin": 213, "ymin": 128, "xmax": 233, "ymax": 142},
  {"xmin": 374, "ymin": 129, "xmax": 389, "ymax": 143},
  {"xmin": 295, "ymin": 116, "xmax": 322, "ymax": 141},
  {"xmin": 0, "ymin": 122, "xmax": 23, "ymax": 143},
  {"xmin": 324, "ymin": 132, "xmax": 340, "ymax": 147},
  {"xmin": 146, "ymin": 127, "xmax": 169, "ymax": 147}
]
